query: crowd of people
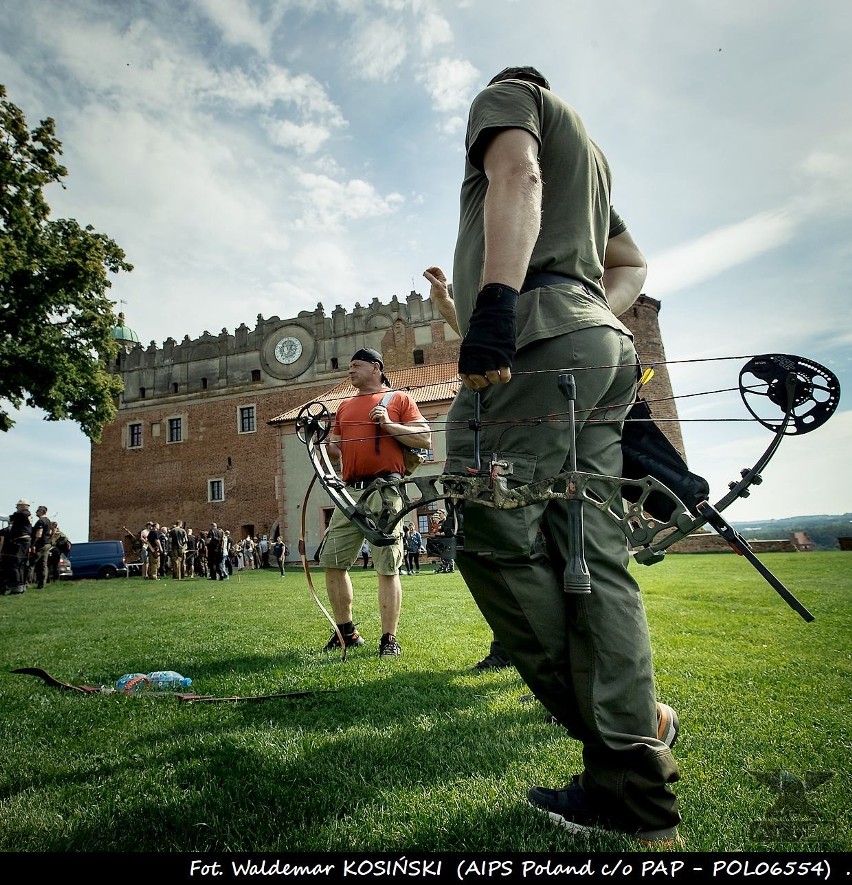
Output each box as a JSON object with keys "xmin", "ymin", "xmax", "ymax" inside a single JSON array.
[
  {"xmin": 0, "ymin": 500, "xmax": 71, "ymax": 595},
  {"xmin": 123, "ymin": 522, "xmax": 288, "ymax": 581}
]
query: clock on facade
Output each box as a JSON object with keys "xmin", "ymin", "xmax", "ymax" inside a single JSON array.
[{"xmin": 274, "ymin": 335, "xmax": 303, "ymax": 365}]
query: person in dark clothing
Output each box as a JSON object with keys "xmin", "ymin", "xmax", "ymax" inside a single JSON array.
[
  {"xmin": 207, "ymin": 523, "xmax": 227, "ymax": 580},
  {"xmin": 426, "ymin": 65, "xmax": 680, "ymax": 844},
  {"xmin": 429, "ymin": 510, "xmax": 456, "ymax": 573},
  {"xmin": 28, "ymin": 505, "xmax": 52, "ymax": 587},
  {"xmin": 273, "ymin": 536, "xmax": 288, "ymax": 576},
  {"xmin": 5, "ymin": 499, "xmax": 34, "ymax": 594}
]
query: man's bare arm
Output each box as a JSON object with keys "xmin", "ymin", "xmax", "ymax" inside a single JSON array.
[
  {"xmin": 423, "ymin": 266, "xmax": 460, "ymax": 335},
  {"xmin": 480, "ymin": 127, "xmax": 542, "ymax": 290},
  {"xmin": 602, "ymin": 228, "xmax": 648, "ymax": 317}
]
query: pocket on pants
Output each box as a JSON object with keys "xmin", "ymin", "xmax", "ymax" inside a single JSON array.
[{"xmin": 444, "ymin": 451, "xmax": 539, "ymax": 555}]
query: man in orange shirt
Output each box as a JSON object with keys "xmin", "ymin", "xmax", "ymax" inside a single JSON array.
[{"xmin": 318, "ymin": 348, "xmax": 431, "ymax": 656}]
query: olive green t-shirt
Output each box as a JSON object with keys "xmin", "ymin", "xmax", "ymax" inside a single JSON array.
[{"xmin": 452, "ymin": 79, "xmax": 632, "ymax": 349}]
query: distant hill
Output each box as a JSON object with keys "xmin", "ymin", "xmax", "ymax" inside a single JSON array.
[{"xmin": 730, "ymin": 513, "xmax": 852, "ymax": 551}]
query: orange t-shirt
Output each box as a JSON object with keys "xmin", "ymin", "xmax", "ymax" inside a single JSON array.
[{"xmin": 334, "ymin": 390, "xmax": 424, "ymax": 482}]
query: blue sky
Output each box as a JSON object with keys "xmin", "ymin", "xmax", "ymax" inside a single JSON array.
[{"xmin": 1, "ymin": 0, "xmax": 850, "ymax": 543}]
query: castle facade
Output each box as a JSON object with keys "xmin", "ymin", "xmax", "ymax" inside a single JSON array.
[{"xmin": 91, "ymin": 290, "xmax": 681, "ymax": 559}]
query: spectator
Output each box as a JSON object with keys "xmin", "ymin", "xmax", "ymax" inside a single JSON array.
[
  {"xmin": 407, "ymin": 522, "xmax": 423, "ymax": 575},
  {"xmin": 429, "ymin": 510, "xmax": 456, "ymax": 573},
  {"xmin": 185, "ymin": 528, "xmax": 197, "ymax": 577},
  {"xmin": 47, "ymin": 522, "xmax": 71, "ymax": 583},
  {"xmin": 146, "ymin": 522, "xmax": 164, "ymax": 580},
  {"xmin": 4, "ymin": 500, "xmax": 34, "ymax": 594},
  {"xmin": 273, "ymin": 536, "xmax": 288, "ymax": 576},
  {"xmin": 168, "ymin": 521, "xmax": 188, "ymax": 580},
  {"xmin": 30, "ymin": 505, "xmax": 52, "ymax": 588}
]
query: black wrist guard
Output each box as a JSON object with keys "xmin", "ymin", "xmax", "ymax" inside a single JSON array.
[{"xmin": 458, "ymin": 283, "xmax": 519, "ymax": 376}]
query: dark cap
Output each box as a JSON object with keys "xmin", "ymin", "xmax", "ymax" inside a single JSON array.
[
  {"xmin": 350, "ymin": 347, "xmax": 390, "ymax": 386},
  {"xmin": 488, "ymin": 66, "xmax": 550, "ymax": 90},
  {"xmin": 351, "ymin": 347, "xmax": 383, "ymax": 368}
]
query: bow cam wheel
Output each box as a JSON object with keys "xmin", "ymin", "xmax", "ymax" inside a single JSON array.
[
  {"xmin": 296, "ymin": 401, "xmax": 332, "ymax": 444},
  {"xmin": 739, "ymin": 354, "xmax": 840, "ymax": 434}
]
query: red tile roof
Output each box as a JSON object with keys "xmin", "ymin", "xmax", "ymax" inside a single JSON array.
[{"xmin": 269, "ymin": 362, "xmax": 460, "ymax": 424}]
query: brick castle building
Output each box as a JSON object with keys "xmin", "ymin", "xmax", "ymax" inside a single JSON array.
[{"xmin": 91, "ymin": 290, "xmax": 682, "ymax": 561}]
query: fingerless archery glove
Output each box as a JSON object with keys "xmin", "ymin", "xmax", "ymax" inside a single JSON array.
[{"xmin": 458, "ymin": 283, "xmax": 519, "ymax": 376}]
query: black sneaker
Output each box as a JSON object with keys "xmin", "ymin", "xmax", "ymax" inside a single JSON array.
[
  {"xmin": 378, "ymin": 633, "xmax": 402, "ymax": 657},
  {"xmin": 323, "ymin": 629, "xmax": 364, "ymax": 652},
  {"xmin": 474, "ymin": 641, "xmax": 513, "ymax": 670},
  {"xmin": 528, "ymin": 776, "xmax": 679, "ymax": 845}
]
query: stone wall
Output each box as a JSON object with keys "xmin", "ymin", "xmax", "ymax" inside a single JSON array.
[{"xmin": 667, "ymin": 532, "xmax": 796, "ymax": 554}]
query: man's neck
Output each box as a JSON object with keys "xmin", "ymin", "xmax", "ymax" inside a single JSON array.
[{"xmin": 355, "ymin": 382, "xmax": 388, "ymax": 395}]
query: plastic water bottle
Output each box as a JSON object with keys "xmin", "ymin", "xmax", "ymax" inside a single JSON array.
[
  {"xmin": 146, "ymin": 670, "xmax": 192, "ymax": 691},
  {"xmin": 115, "ymin": 673, "xmax": 151, "ymax": 694}
]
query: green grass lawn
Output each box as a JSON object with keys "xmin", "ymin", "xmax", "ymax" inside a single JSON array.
[{"xmin": 0, "ymin": 552, "xmax": 849, "ymax": 854}]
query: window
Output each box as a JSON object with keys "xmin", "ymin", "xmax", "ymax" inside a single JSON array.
[
  {"xmin": 201, "ymin": 377, "xmax": 208, "ymax": 390},
  {"xmin": 413, "ymin": 349, "xmax": 425, "ymax": 365},
  {"xmin": 418, "ymin": 515, "xmax": 431, "ymax": 535},
  {"xmin": 167, "ymin": 417, "xmax": 182, "ymax": 443},
  {"xmin": 139, "ymin": 387, "xmax": 146, "ymax": 398},
  {"xmin": 422, "ymin": 447, "xmax": 435, "ymax": 462},
  {"xmin": 239, "ymin": 405, "xmax": 256, "ymax": 434},
  {"xmin": 330, "ymin": 357, "xmax": 339, "ymax": 369},
  {"xmin": 128, "ymin": 423, "xmax": 142, "ymax": 448},
  {"xmin": 208, "ymin": 479, "xmax": 224, "ymax": 502},
  {"xmin": 172, "ymin": 382, "xmax": 179, "ymax": 393},
  {"xmin": 251, "ymin": 369, "xmax": 261, "ymax": 382}
]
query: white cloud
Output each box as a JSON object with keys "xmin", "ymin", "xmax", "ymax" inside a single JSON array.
[
  {"xmin": 196, "ymin": 0, "xmax": 275, "ymax": 56},
  {"xmin": 793, "ymin": 141, "xmax": 852, "ymax": 217},
  {"xmin": 293, "ymin": 172, "xmax": 404, "ymax": 228},
  {"xmin": 347, "ymin": 18, "xmax": 408, "ymax": 81},
  {"xmin": 417, "ymin": 57, "xmax": 480, "ymax": 115},
  {"xmin": 416, "ymin": 9, "xmax": 453, "ymax": 53},
  {"xmin": 264, "ymin": 118, "xmax": 334, "ymax": 154},
  {"xmin": 209, "ymin": 67, "xmax": 347, "ymax": 125},
  {"xmin": 646, "ymin": 210, "xmax": 796, "ymax": 298}
]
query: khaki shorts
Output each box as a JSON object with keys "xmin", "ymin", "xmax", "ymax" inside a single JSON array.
[{"xmin": 318, "ymin": 486, "xmax": 404, "ymax": 575}]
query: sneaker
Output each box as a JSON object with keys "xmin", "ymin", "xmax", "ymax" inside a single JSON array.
[
  {"xmin": 378, "ymin": 633, "xmax": 402, "ymax": 657},
  {"xmin": 528, "ymin": 776, "xmax": 679, "ymax": 846},
  {"xmin": 656, "ymin": 702, "xmax": 679, "ymax": 749},
  {"xmin": 474, "ymin": 641, "xmax": 513, "ymax": 670},
  {"xmin": 323, "ymin": 629, "xmax": 364, "ymax": 652}
]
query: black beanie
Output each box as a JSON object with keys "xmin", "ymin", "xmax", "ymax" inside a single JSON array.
[{"xmin": 488, "ymin": 66, "xmax": 550, "ymax": 90}]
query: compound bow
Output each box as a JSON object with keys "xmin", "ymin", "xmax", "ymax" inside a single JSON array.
[{"xmin": 295, "ymin": 353, "xmax": 840, "ymax": 623}]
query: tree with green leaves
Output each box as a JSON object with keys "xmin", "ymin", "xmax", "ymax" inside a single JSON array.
[{"xmin": 0, "ymin": 83, "xmax": 132, "ymax": 441}]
